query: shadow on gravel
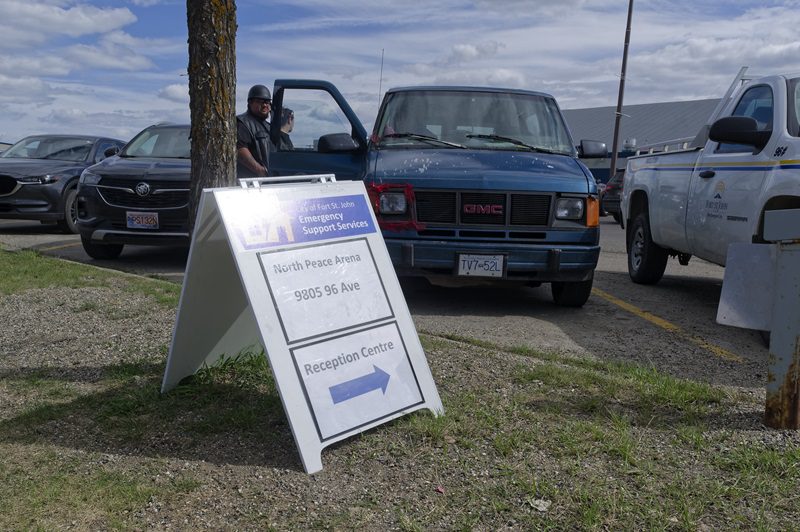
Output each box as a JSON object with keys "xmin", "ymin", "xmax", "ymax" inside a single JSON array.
[{"xmin": 0, "ymin": 360, "xmax": 305, "ymax": 472}]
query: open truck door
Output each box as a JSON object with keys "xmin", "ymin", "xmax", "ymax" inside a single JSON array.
[{"xmin": 270, "ymin": 80, "xmax": 368, "ymax": 181}]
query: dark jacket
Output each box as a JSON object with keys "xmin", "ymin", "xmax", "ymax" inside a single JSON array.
[
  {"xmin": 236, "ymin": 111, "xmax": 272, "ymax": 177},
  {"xmin": 279, "ymin": 131, "xmax": 294, "ymax": 151}
]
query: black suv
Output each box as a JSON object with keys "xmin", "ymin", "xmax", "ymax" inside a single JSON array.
[
  {"xmin": 0, "ymin": 135, "xmax": 124, "ymax": 233},
  {"xmin": 602, "ymin": 170, "xmax": 624, "ymax": 225},
  {"xmin": 76, "ymin": 124, "xmax": 191, "ymax": 259}
]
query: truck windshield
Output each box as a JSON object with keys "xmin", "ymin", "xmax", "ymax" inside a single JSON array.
[{"xmin": 374, "ymin": 90, "xmax": 575, "ymax": 155}]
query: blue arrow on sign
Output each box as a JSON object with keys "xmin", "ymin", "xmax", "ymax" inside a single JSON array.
[{"xmin": 329, "ymin": 365, "xmax": 391, "ymax": 404}]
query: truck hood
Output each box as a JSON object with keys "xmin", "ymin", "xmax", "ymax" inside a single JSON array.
[
  {"xmin": 368, "ymin": 148, "xmax": 592, "ymax": 193},
  {"xmin": 0, "ymin": 157, "xmax": 88, "ymax": 178},
  {"xmin": 89, "ymin": 155, "xmax": 191, "ymax": 181}
]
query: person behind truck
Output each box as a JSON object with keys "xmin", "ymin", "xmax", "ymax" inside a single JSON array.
[
  {"xmin": 279, "ymin": 107, "xmax": 294, "ymax": 151},
  {"xmin": 236, "ymin": 84, "xmax": 273, "ymax": 178}
]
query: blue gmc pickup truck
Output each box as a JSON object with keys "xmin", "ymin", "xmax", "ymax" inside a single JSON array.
[{"xmin": 268, "ymin": 81, "xmax": 606, "ymax": 306}]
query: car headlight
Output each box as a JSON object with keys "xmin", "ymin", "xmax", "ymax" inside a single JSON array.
[
  {"xmin": 19, "ymin": 174, "xmax": 62, "ymax": 184},
  {"xmin": 79, "ymin": 169, "xmax": 101, "ymax": 185},
  {"xmin": 555, "ymin": 197, "xmax": 584, "ymax": 220},
  {"xmin": 379, "ymin": 192, "xmax": 407, "ymax": 214}
]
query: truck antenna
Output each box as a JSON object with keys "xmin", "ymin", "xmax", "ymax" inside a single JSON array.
[{"xmin": 378, "ymin": 48, "xmax": 385, "ymax": 105}]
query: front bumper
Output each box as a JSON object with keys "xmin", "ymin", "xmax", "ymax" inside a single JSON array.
[
  {"xmin": 384, "ymin": 237, "xmax": 600, "ymax": 283},
  {"xmin": 0, "ymin": 182, "xmax": 66, "ymax": 221},
  {"xmin": 76, "ymin": 185, "xmax": 190, "ymax": 247}
]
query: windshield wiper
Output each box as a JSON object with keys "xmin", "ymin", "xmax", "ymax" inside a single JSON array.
[
  {"xmin": 382, "ymin": 132, "xmax": 465, "ymax": 148},
  {"xmin": 465, "ymin": 134, "xmax": 565, "ymax": 154}
]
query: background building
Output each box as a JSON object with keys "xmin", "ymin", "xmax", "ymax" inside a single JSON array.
[{"xmin": 563, "ymin": 98, "xmax": 720, "ymax": 182}]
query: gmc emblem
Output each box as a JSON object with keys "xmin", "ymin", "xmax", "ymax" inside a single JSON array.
[{"xmin": 463, "ymin": 204, "xmax": 503, "ymax": 215}]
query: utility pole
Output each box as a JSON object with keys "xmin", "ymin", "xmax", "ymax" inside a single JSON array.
[{"xmin": 609, "ymin": 0, "xmax": 634, "ymax": 181}]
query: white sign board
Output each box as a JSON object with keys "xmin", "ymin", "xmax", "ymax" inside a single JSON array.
[{"xmin": 161, "ymin": 178, "xmax": 443, "ymax": 473}]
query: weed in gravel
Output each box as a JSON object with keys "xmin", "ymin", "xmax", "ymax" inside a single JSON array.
[
  {"xmin": 77, "ymin": 301, "xmax": 99, "ymax": 312},
  {"xmin": 0, "ymin": 448, "xmax": 162, "ymax": 529}
]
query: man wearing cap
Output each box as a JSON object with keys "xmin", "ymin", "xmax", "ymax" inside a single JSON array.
[{"xmin": 236, "ymin": 84, "xmax": 274, "ymax": 178}]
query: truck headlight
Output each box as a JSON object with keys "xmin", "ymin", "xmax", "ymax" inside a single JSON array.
[
  {"xmin": 79, "ymin": 169, "xmax": 101, "ymax": 185},
  {"xmin": 555, "ymin": 198, "xmax": 584, "ymax": 220},
  {"xmin": 379, "ymin": 192, "xmax": 407, "ymax": 214}
]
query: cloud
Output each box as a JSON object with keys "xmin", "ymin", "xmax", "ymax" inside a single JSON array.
[
  {"xmin": 0, "ymin": 75, "xmax": 50, "ymax": 106},
  {"xmin": 0, "ymin": 56, "xmax": 72, "ymax": 78},
  {"xmin": 66, "ymin": 43, "xmax": 154, "ymax": 71},
  {"xmin": 158, "ymin": 84, "xmax": 189, "ymax": 103},
  {"xmin": 0, "ymin": 1, "xmax": 136, "ymax": 48},
  {"xmin": 445, "ymin": 42, "xmax": 503, "ymax": 65}
]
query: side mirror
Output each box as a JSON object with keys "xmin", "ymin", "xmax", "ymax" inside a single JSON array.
[
  {"xmin": 104, "ymin": 146, "xmax": 120, "ymax": 158},
  {"xmin": 709, "ymin": 116, "xmax": 771, "ymax": 150},
  {"xmin": 318, "ymin": 133, "xmax": 359, "ymax": 153},
  {"xmin": 578, "ymin": 139, "xmax": 607, "ymax": 158}
]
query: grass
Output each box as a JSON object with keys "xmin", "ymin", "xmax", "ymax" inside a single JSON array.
[
  {"xmin": 1, "ymin": 248, "xmax": 799, "ymax": 529},
  {"xmin": 0, "ymin": 249, "xmax": 180, "ymax": 306}
]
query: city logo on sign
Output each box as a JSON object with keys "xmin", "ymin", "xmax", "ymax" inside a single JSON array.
[
  {"xmin": 463, "ymin": 204, "xmax": 503, "ymax": 215},
  {"xmin": 135, "ymin": 182, "xmax": 151, "ymax": 197}
]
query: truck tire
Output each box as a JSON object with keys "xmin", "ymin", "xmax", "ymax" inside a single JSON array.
[
  {"xmin": 57, "ymin": 187, "xmax": 79, "ymax": 234},
  {"xmin": 81, "ymin": 236, "xmax": 124, "ymax": 260},
  {"xmin": 628, "ymin": 212, "xmax": 668, "ymax": 284},
  {"xmin": 551, "ymin": 274, "xmax": 593, "ymax": 307}
]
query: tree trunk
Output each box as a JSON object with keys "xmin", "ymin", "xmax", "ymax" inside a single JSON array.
[{"xmin": 186, "ymin": 0, "xmax": 237, "ymax": 232}]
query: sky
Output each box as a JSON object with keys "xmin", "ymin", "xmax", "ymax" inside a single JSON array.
[{"xmin": 2, "ymin": 0, "xmax": 800, "ymax": 143}]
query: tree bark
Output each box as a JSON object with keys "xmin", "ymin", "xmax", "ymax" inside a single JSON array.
[{"xmin": 186, "ymin": 0, "xmax": 237, "ymax": 232}]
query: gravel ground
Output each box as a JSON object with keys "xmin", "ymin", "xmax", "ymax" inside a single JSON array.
[{"xmin": 2, "ymin": 271, "xmax": 798, "ymax": 529}]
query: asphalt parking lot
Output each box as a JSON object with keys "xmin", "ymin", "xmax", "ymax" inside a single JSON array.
[{"xmin": 0, "ymin": 216, "xmax": 768, "ymax": 391}]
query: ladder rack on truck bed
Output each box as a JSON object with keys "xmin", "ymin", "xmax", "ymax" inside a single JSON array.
[{"xmin": 633, "ymin": 66, "xmax": 761, "ymax": 156}]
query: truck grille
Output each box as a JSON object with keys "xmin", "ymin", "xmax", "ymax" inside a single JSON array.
[{"xmin": 415, "ymin": 191, "xmax": 551, "ymax": 226}]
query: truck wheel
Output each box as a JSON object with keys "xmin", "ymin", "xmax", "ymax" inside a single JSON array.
[
  {"xmin": 628, "ymin": 212, "xmax": 668, "ymax": 284},
  {"xmin": 81, "ymin": 236, "xmax": 123, "ymax": 260},
  {"xmin": 551, "ymin": 274, "xmax": 593, "ymax": 307},
  {"xmin": 57, "ymin": 187, "xmax": 79, "ymax": 234}
]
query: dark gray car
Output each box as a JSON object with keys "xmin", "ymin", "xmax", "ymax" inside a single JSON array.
[
  {"xmin": 0, "ymin": 135, "xmax": 125, "ymax": 233},
  {"xmin": 76, "ymin": 124, "xmax": 191, "ymax": 259}
]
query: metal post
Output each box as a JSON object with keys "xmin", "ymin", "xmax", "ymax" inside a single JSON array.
[
  {"xmin": 609, "ymin": 0, "xmax": 634, "ymax": 179},
  {"xmin": 763, "ymin": 209, "xmax": 800, "ymax": 428}
]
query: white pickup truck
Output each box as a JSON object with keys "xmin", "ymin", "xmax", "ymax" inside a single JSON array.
[{"xmin": 621, "ymin": 72, "xmax": 800, "ymax": 283}]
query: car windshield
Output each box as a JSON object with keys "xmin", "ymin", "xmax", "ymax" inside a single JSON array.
[
  {"xmin": 1, "ymin": 136, "xmax": 93, "ymax": 162},
  {"xmin": 121, "ymin": 126, "xmax": 191, "ymax": 158},
  {"xmin": 374, "ymin": 90, "xmax": 575, "ymax": 155}
]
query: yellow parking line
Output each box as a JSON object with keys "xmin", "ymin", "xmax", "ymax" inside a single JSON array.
[
  {"xmin": 592, "ymin": 287, "xmax": 744, "ymax": 363},
  {"xmin": 38, "ymin": 241, "xmax": 83, "ymax": 252}
]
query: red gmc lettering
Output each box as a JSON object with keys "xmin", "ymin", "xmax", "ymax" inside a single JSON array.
[{"xmin": 463, "ymin": 204, "xmax": 503, "ymax": 215}]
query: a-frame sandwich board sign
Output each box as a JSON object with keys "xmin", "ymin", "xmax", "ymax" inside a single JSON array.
[{"xmin": 161, "ymin": 175, "xmax": 443, "ymax": 474}]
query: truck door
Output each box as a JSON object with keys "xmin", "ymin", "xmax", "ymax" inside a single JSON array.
[
  {"xmin": 686, "ymin": 83, "xmax": 774, "ymax": 265},
  {"xmin": 269, "ymin": 80, "xmax": 368, "ymax": 181}
]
